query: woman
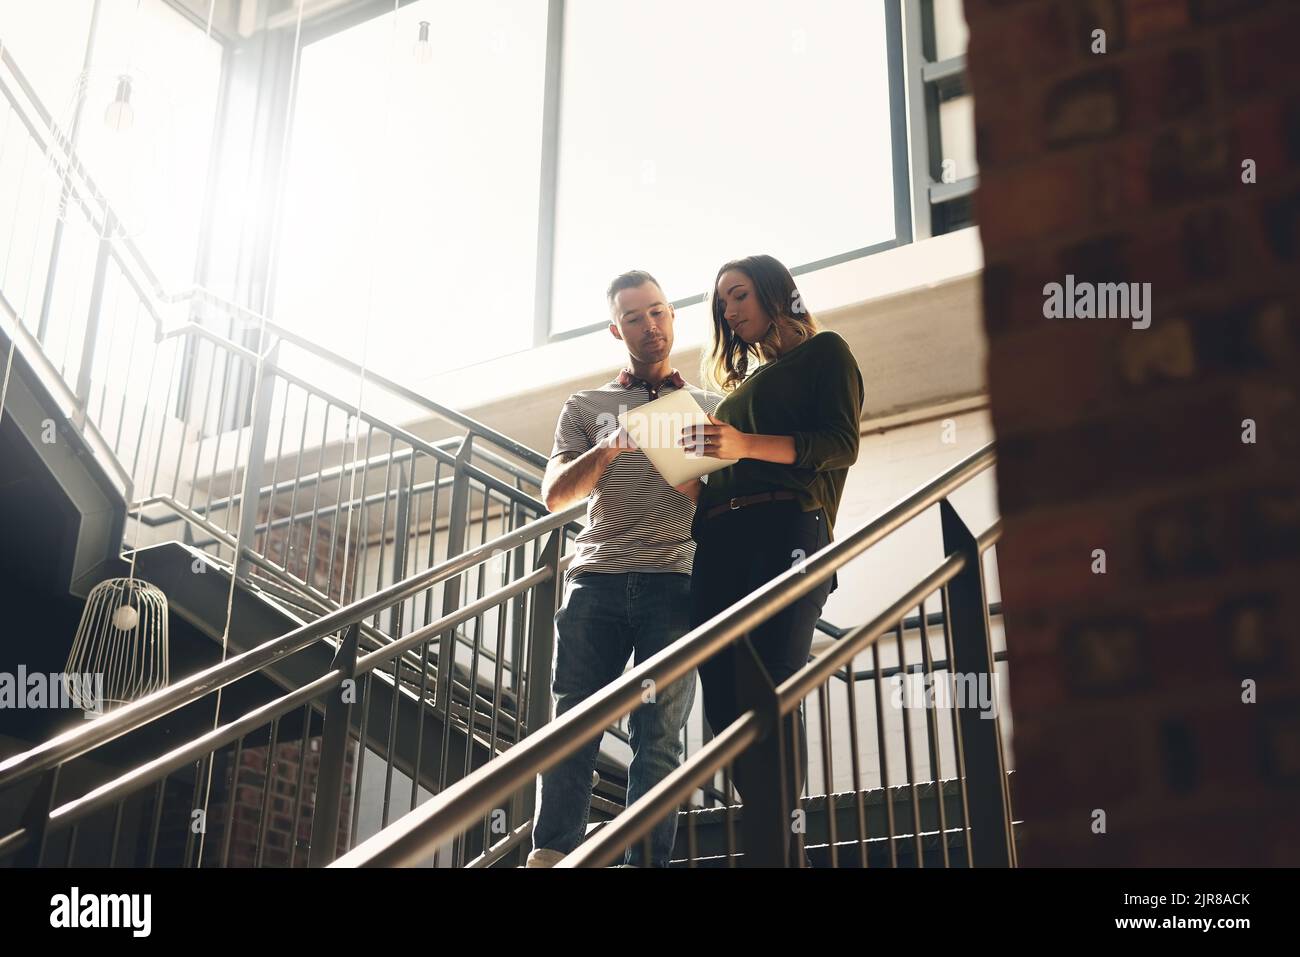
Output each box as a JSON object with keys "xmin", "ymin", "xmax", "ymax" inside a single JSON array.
[{"xmin": 679, "ymin": 254, "xmax": 864, "ymax": 816}]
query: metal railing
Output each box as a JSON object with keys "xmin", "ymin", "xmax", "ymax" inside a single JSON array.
[
  {"xmin": 2, "ymin": 40, "xmax": 1011, "ymax": 868},
  {"xmin": 0, "ymin": 500, "xmax": 584, "ymax": 866},
  {"xmin": 0, "ymin": 37, "xmax": 583, "ymax": 715},
  {"xmin": 2, "ymin": 36, "xmax": 756, "ymax": 833},
  {"xmin": 333, "ymin": 443, "xmax": 1014, "ymax": 868},
  {"xmin": 0, "ymin": 44, "xmax": 567, "ymax": 611},
  {"xmin": 1, "ymin": 41, "xmax": 592, "ymax": 867}
]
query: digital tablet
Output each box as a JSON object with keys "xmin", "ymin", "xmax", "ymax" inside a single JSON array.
[{"xmin": 617, "ymin": 388, "xmax": 737, "ymax": 487}]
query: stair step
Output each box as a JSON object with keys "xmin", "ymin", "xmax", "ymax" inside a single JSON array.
[
  {"xmin": 670, "ymin": 819, "xmax": 1025, "ymax": 868},
  {"xmin": 665, "ymin": 776, "xmax": 1019, "ymax": 865}
]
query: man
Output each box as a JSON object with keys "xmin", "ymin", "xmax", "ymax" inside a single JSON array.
[{"xmin": 527, "ymin": 270, "xmax": 718, "ymax": 868}]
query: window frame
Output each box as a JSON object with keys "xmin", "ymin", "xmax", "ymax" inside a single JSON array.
[
  {"xmin": 282, "ymin": 0, "xmax": 918, "ymax": 351},
  {"xmin": 536, "ymin": 0, "xmax": 915, "ymax": 345}
]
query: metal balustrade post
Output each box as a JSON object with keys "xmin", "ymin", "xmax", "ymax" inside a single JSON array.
[
  {"xmin": 939, "ymin": 498, "xmax": 1014, "ymax": 867},
  {"xmin": 436, "ymin": 435, "xmax": 474, "ymax": 793},
  {"xmin": 309, "ymin": 623, "xmax": 360, "ymax": 867},
  {"xmin": 14, "ymin": 767, "xmax": 59, "ymax": 866},
  {"xmin": 234, "ymin": 338, "xmax": 280, "ymax": 581},
  {"xmin": 516, "ymin": 528, "xmax": 562, "ymax": 833},
  {"xmin": 388, "ymin": 462, "xmax": 411, "ymax": 638},
  {"xmin": 71, "ymin": 209, "xmax": 114, "ymax": 430},
  {"xmin": 523, "ymin": 529, "xmax": 562, "ymax": 738},
  {"xmin": 508, "ymin": 504, "xmax": 528, "ymax": 695},
  {"xmin": 733, "ymin": 642, "xmax": 790, "ymax": 867}
]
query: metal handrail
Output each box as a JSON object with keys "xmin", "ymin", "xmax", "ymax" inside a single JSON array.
[
  {"xmin": 129, "ymin": 417, "xmax": 554, "ymax": 529},
  {"xmin": 2, "ymin": 40, "xmax": 988, "ymax": 864},
  {"xmin": 0, "ymin": 499, "xmax": 585, "ymax": 792},
  {"xmin": 2, "ymin": 44, "xmax": 572, "ymax": 665},
  {"xmin": 0, "ymin": 554, "xmax": 559, "ymax": 860},
  {"xmin": 4, "ymin": 42, "xmax": 612, "ymax": 862},
  {"xmin": 240, "ymin": 362, "xmax": 550, "ymax": 514},
  {"xmin": 131, "ymin": 495, "xmax": 523, "ymax": 705},
  {"xmin": 331, "ymin": 442, "xmax": 997, "ymax": 866},
  {"xmin": 40, "ymin": 560, "xmax": 558, "ymax": 835},
  {"xmin": 129, "ymin": 429, "xmax": 560, "ymax": 553},
  {"xmin": 560, "ymin": 715, "xmax": 764, "ymax": 868},
  {"xmin": 566, "ymin": 520, "xmax": 1005, "ymax": 867},
  {"xmin": 202, "ymin": 435, "xmax": 545, "ymax": 511},
  {"xmin": 781, "ymin": 524, "xmax": 998, "ymax": 710},
  {"xmin": 257, "ymin": 318, "xmax": 549, "ymax": 470},
  {"xmin": 175, "ymin": 285, "xmax": 548, "ymax": 470},
  {"xmin": 0, "ymin": 293, "xmax": 133, "ymax": 495},
  {"xmin": 816, "ymin": 600, "xmax": 1003, "ymax": 642}
]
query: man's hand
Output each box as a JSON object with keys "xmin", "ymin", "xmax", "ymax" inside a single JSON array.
[
  {"xmin": 597, "ymin": 425, "xmax": 637, "ymax": 454},
  {"xmin": 673, "ymin": 478, "xmax": 702, "ymax": 502},
  {"xmin": 542, "ymin": 427, "xmax": 639, "ymax": 512}
]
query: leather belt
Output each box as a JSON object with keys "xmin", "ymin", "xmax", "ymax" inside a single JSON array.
[{"xmin": 702, "ymin": 490, "xmax": 797, "ymax": 520}]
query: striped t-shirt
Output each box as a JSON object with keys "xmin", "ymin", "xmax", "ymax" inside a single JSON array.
[{"xmin": 551, "ymin": 370, "xmax": 721, "ymax": 582}]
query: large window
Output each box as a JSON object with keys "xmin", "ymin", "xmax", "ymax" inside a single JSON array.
[
  {"xmin": 273, "ymin": 0, "xmax": 549, "ymax": 383},
  {"xmin": 272, "ymin": 0, "xmax": 906, "ymax": 379},
  {"xmin": 548, "ymin": 0, "xmax": 902, "ymax": 335}
]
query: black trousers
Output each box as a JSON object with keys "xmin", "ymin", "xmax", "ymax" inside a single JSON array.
[{"xmin": 690, "ymin": 500, "xmax": 836, "ymax": 809}]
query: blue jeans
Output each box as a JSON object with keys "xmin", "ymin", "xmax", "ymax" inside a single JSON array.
[{"xmin": 532, "ymin": 571, "xmax": 696, "ymax": 867}]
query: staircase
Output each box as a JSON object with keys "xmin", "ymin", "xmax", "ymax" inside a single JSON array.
[
  {"xmin": 669, "ymin": 778, "xmax": 1017, "ymax": 868},
  {"xmin": 0, "ymin": 42, "xmax": 1015, "ymax": 869}
]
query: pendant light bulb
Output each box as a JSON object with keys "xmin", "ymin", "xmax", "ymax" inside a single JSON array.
[
  {"xmin": 104, "ymin": 74, "xmax": 134, "ymax": 133},
  {"xmin": 413, "ymin": 21, "xmax": 433, "ymax": 64}
]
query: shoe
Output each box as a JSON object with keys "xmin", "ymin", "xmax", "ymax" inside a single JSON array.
[{"xmin": 525, "ymin": 848, "xmax": 566, "ymax": 868}]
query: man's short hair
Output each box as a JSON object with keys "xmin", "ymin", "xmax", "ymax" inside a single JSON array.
[{"xmin": 606, "ymin": 269, "xmax": 663, "ymax": 313}]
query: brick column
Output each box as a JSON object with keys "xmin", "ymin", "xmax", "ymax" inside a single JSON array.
[{"xmin": 965, "ymin": 0, "xmax": 1300, "ymax": 864}]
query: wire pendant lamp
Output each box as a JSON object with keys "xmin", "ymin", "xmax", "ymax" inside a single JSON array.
[{"xmin": 65, "ymin": 576, "xmax": 169, "ymax": 715}]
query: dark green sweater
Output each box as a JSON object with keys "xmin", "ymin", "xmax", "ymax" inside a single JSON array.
[{"xmin": 701, "ymin": 331, "xmax": 864, "ymax": 533}]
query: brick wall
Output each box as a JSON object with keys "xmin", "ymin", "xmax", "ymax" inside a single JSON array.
[
  {"xmin": 965, "ymin": 0, "xmax": 1300, "ymax": 864},
  {"xmin": 206, "ymin": 735, "xmax": 356, "ymax": 867},
  {"xmin": 256, "ymin": 496, "xmax": 352, "ymax": 603}
]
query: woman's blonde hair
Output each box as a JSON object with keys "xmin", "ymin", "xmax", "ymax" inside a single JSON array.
[{"xmin": 702, "ymin": 254, "xmax": 819, "ymax": 393}]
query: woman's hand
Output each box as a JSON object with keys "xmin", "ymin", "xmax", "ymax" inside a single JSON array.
[{"xmin": 679, "ymin": 415, "xmax": 751, "ymax": 459}]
